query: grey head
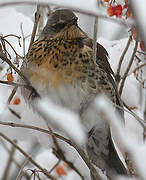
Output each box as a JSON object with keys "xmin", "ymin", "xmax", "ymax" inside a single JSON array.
[{"xmin": 42, "ymin": 9, "xmax": 78, "ymax": 37}]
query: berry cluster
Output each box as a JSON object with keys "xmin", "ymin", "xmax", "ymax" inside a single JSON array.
[
  {"xmin": 105, "ymin": 0, "xmax": 131, "ymax": 18},
  {"xmin": 103, "ymin": 0, "xmax": 145, "ymax": 51}
]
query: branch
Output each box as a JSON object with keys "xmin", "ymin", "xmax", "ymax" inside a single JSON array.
[
  {"xmin": 93, "ymin": 17, "xmax": 98, "ymax": 64},
  {"xmin": 2, "ymin": 141, "xmax": 16, "ymax": 180},
  {"xmin": 119, "ymin": 39, "xmax": 138, "ymax": 95},
  {"xmin": 0, "ymin": 1, "xmax": 135, "ymax": 28},
  {"xmin": 0, "ymin": 121, "xmax": 102, "ymax": 180},
  {"xmin": 0, "ymin": 131, "xmax": 57, "ymax": 180},
  {"xmin": 28, "ymin": 4, "xmax": 40, "ymax": 50},
  {"xmin": 0, "ymin": 36, "xmax": 22, "ymax": 58},
  {"xmin": 116, "ymin": 35, "xmax": 132, "ymax": 85},
  {"xmin": 0, "ymin": 53, "xmax": 30, "ymax": 85},
  {"xmin": 133, "ymin": 62, "xmax": 146, "ymax": 72},
  {"xmin": 20, "ymin": 23, "xmax": 26, "ymax": 57},
  {"xmin": 0, "ymin": 80, "xmax": 30, "ymax": 88},
  {"xmin": 48, "ymin": 160, "xmax": 60, "ymax": 173},
  {"xmin": 0, "ymin": 138, "xmax": 30, "ymax": 180},
  {"xmin": 114, "ymin": 102, "xmax": 146, "ymax": 131}
]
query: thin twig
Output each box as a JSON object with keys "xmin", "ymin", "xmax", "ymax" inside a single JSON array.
[
  {"xmin": 0, "ymin": 122, "xmax": 102, "ymax": 180},
  {"xmin": 116, "ymin": 35, "xmax": 132, "ymax": 85},
  {"xmin": 0, "ymin": 138, "xmax": 30, "ymax": 180},
  {"xmin": 0, "ymin": 131, "xmax": 57, "ymax": 180},
  {"xmin": 93, "ymin": 17, "xmax": 98, "ymax": 64},
  {"xmin": 0, "ymin": 80, "xmax": 28, "ymax": 88},
  {"xmin": 20, "ymin": 23, "xmax": 26, "ymax": 57},
  {"xmin": 16, "ymin": 157, "xmax": 30, "ymax": 180},
  {"xmin": 0, "ymin": 53, "xmax": 31, "ymax": 86},
  {"xmin": 6, "ymin": 84, "xmax": 18, "ymax": 106},
  {"xmin": 0, "ymin": 36, "xmax": 22, "ymax": 58},
  {"xmin": 49, "ymin": 160, "xmax": 61, "ymax": 173},
  {"xmin": 49, "ymin": 125, "xmax": 84, "ymax": 179},
  {"xmin": 114, "ymin": 102, "xmax": 146, "ymax": 130},
  {"xmin": 137, "ymin": 50, "xmax": 146, "ymax": 55},
  {"xmin": 0, "ymin": 1, "xmax": 135, "ymax": 28},
  {"xmin": 3, "ymin": 34, "xmax": 21, "ymax": 39},
  {"xmin": 2, "ymin": 141, "xmax": 16, "ymax": 180},
  {"xmin": 133, "ymin": 63, "xmax": 146, "ymax": 73},
  {"xmin": 8, "ymin": 107, "xmax": 21, "ymax": 119},
  {"xmin": 28, "ymin": 4, "xmax": 40, "ymax": 50},
  {"xmin": 119, "ymin": 39, "xmax": 138, "ymax": 95}
]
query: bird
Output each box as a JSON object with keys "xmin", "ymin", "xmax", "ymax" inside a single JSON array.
[{"xmin": 20, "ymin": 9, "xmax": 127, "ymax": 179}]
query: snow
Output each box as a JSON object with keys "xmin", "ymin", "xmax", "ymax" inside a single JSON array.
[{"xmin": 34, "ymin": 98, "xmax": 86, "ymax": 145}]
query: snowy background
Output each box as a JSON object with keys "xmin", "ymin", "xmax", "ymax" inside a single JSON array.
[{"xmin": 0, "ymin": 0, "xmax": 146, "ymax": 179}]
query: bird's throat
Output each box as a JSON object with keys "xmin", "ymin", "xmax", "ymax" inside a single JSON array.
[{"xmin": 55, "ymin": 25, "xmax": 87, "ymax": 40}]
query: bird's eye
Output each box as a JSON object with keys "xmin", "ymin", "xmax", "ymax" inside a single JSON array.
[{"xmin": 53, "ymin": 23, "xmax": 66, "ymax": 31}]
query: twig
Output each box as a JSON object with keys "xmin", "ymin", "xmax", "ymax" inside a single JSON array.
[
  {"xmin": 49, "ymin": 160, "xmax": 61, "ymax": 173},
  {"xmin": 116, "ymin": 35, "xmax": 132, "ymax": 85},
  {"xmin": 28, "ymin": 4, "xmax": 40, "ymax": 50},
  {"xmin": 0, "ymin": 36, "xmax": 21, "ymax": 58},
  {"xmin": 0, "ymin": 1, "xmax": 135, "ymax": 28},
  {"xmin": 3, "ymin": 34, "xmax": 21, "ymax": 39},
  {"xmin": 119, "ymin": 39, "xmax": 138, "ymax": 95},
  {"xmin": 93, "ymin": 17, "xmax": 98, "ymax": 64},
  {"xmin": 0, "ymin": 131, "xmax": 57, "ymax": 180},
  {"xmin": 53, "ymin": 146, "xmax": 84, "ymax": 180},
  {"xmin": 2, "ymin": 141, "xmax": 16, "ymax": 180},
  {"xmin": 49, "ymin": 125, "xmax": 84, "ymax": 179},
  {"xmin": 114, "ymin": 102, "xmax": 146, "ymax": 131},
  {"xmin": 137, "ymin": 50, "xmax": 146, "ymax": 55},
  {"xmin": 16, "ymin": 157, "xmax": 30, "ymax": 180},
  {"xmin": 0, "ymin": 53, "xmax": 31, "ymax": 86},
  {"xmin": 0, "ymin": 122, "xmax": 102, "ymax": 180},
  {"xmin": 0, "ymin": 138, "xmax": 30, "ymax": 180},
  {"xmin": 133, "ymin": 62, "xmax": 146, "ymax": 73},
  {"xmin": 0, "ymin": 80, "xmax": 28, "ymax": 88},
  {"xmin": 20, "ymin": 23, "xmax": 26, "ymax": 57},
  {"xmin": 8, "ymin": 107, "xmax": 21, "ymax": 119}
]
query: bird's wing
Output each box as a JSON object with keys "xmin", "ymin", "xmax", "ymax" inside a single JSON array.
[{"xmin": 83, "ymin": 38, "xmax": 115, "ymax": 76}]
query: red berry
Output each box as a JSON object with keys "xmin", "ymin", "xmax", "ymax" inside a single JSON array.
[
  {"xmin": 107, "ymin": 5, "xmax": 123, "ymax": 18},
  {"xmin": 114, "ymin": 5, "xmax": 123, "ymax": 17}
]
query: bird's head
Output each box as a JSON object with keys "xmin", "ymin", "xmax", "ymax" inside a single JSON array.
[{"xmin": 41, "ymin": 9, "xmax": 86, "ymax": 39}]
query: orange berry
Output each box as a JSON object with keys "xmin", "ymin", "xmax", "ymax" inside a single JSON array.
[
  {"xmin": 140, "ymin": 41, "xmax": 146, "ymax": 51},
  {"xmin": 7, "ymin": 73, "xmax": 14, "ymax": 82},
  {"xmin": 13, "ymin": 97, "xmax": 21, "ymax": 105},
  {"xmin": 132, "ymin": 29, "xmax": 137, "ymax": 40},
  {"xmin": 133, "ymin": 69, "xmax": 136, "ymax": 76},
  {"xmin": 107, "ymin": 6, "xmax": 114, "ymax": 16},
  {"xmin": 104, "ymin": 0, "xmax": 110, "ymax": 2},
  {"xmin": 130, "ymin": 106, "xmax": 137, "ymax": 110},
  {"xmin": 55, "ymin": 165, "xmax": 67, "ymax": 176}
]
